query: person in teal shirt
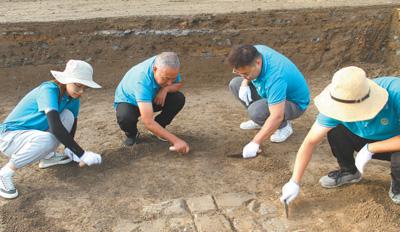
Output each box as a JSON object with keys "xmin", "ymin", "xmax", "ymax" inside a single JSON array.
[
  {"xmin": 0, "ymin": 60, "xmax": 102, "ymax": 199},
  {"xmin": 114, "ymin": 52, "xmax": 189, "ymax": 154},
  {"xmin": 280, "ymin": 66, "xmax": 400, "ymax": 206},
  {"xmin": 227, "ymin": 44, "xmax": 310, "ymax": 158}
]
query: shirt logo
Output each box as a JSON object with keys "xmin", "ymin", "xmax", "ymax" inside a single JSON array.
[{"xmin": 380, "ymin": 118, "xmax": 389, "ymax": 126}]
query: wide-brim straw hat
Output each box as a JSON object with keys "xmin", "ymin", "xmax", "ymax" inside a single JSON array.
[
  {"xmin": 50, "ymin": 59, "xmax": 102, "ymax": 88},
  {"xmin": 314, "ymin": 66, "xmax": 388, "ymax": 122}
]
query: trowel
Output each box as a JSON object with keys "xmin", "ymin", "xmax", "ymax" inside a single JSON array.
[{"xmin": 283, "ymin": 199, "xmax": 289, "ymax": 219}]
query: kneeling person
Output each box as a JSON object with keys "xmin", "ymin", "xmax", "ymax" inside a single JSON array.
[{"xmin": 114, "ymin": 52, "xmax": 189, "ymax": 154}]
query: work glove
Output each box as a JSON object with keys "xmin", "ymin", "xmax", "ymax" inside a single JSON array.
[
  {"xmin": 355, "ymin": 144, "xmax": 373, "ymax": 174},
  {"xmin": 64, "ymin": 148, "xmax": 81, "ymax": 162},
  {"xmin": 80, "ymin": 151, "xmax": 102, "ymax": 166},
  {"xmin": 280, "ymin": 179, "xmax": 300, "ymax": 204},
  {"xmin": 242, "ymin": 141, "xmax": 260, "ymax": 158},
  {"xmin": 238, "ymin": 85, "xmax": 252, "ymax": 106}
]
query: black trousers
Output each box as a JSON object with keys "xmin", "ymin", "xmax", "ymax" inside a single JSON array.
[
  {"xmin": 327, "ymin": 124, "xmax": 400, "ymax": 192},
  {"xmin": 116, "ymin": 92, "xmax": 185, "ymax": 139}
]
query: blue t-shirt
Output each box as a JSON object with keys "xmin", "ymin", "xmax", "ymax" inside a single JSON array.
[
  {"xmin": 251, "ymin": 45, "xmax": 310, "ymax": 111},
  {"xmin": 0, "ymin": 81, "xmax": 80, "ymax": 133},
  {"xmin": 317, "ymin": 77, "xmax": 400, "ymax": 140},
  {"xmin": 114, "ymin": 56, "xmax": 181, "ymax": 108}
]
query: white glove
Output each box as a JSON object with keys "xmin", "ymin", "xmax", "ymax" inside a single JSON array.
[
  {"xmin": 280, "ymin": 179, "xmax": 300, "ymax": 204},
  {"xmin": 355, "ymin": 144, "xmax": 373, "ymax": 174},
  {"xmin": 242, "ymin": 141, "xmax": 259, "ymax": 158},
  {"xmin": 64, "ymin": 148, "xmax": 81, "ymax": 163},
  {"xmin": 238, "ymin": 85, "xmax": 252, "ymax": 106},
  {"xmin": 80, "ymin": 151, "xmax": 102, "ymax": 166}
]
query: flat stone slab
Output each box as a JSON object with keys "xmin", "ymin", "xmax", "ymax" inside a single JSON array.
[
  {"xmin": 142, "ymin": 198, "xmax": 188, "ymax": 218},
  {"xmin": 113, "ymin": 217, "xmax": 195, "ymax": 232},
  {"xmin": 247, "ymin": 199, "xmax": 278, "ymax": 216},
  {"xmin": 214, "ymin": 192, "xmax": 256, "ymax": 209},
  {"xmin": 194, "ymin": 214, "xmax": 232, "ymax": 232},
  {"xmin": 168, "ymin": 217, "xmax": 197, "ymax": 232},
  {"xmin": 259, "ymin": 218, "xmax": 288, "ymax": 232},
  {"xmin": 138, "ymin": 218, "xmax": 167, "ymax": 232},
  {"xmin": 232, "ymin": 215, "xmax": 263, "ymax": 232},
  {"xmin": 112, "ymin": 220, "xmax": 140, "ymax": 232},
  {"xmin": 186, "ymin": 195, "xmax": 217, "ymax": 214}
]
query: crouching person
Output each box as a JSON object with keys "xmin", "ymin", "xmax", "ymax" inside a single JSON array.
[
  {"xmin": 280, "ymin": 66, "xmax": 400, "ymax": 206},
  {"xmin": 0, "ymin": 60, "xmax": 102, "ymax": 199},
  {"xmin": 227, "ymin": 45, "xmax": 310, "ymax": 158},
  {"xmin": 114, "ymin": 52, "xmax": 189, "ymax": 154}
]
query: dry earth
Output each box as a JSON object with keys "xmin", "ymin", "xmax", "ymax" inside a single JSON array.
[{"xmin": 1, "ymin": 1, "xmax": 400, "ymax": 232}]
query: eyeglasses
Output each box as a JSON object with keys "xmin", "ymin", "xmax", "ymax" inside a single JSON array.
[
  {"xmin": 232, "ymin": 67, "xmax": 255, "ymax": 79},
  {"xmin": 232, "ymin": 68, "xmax": 250, "ymax": 76}
]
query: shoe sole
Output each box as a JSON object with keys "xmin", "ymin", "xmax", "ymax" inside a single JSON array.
[
  {"xmin": 38, "ymin": 158, "xmax": 73, "ymax": 169},
  {"xmin": 320, "ymin": 176, "xmax": 362, "ymax": 189},
  {"xmin": 0, "ymin": 189, "xmax": 18, "ymax": 199}
]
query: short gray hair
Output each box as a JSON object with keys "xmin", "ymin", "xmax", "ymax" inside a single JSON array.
[{"xmin": 155, "ymin": 52, "xmax": 180, "ymax": 69}]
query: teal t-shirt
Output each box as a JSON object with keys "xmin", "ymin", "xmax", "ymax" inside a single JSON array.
[
  {"xmin": 251, "ymin": 45, "xmax": 310, "ymax": 111},
  {"xmin": 114, "ymin": 56, "xmax": 181, "ymax": 108},
  {"xmin": 0, "ymin": 81, "xmax": 80, "ymax": 133},
  {"xmin": 317, "ymin": 77, "xmax": 400, "ymax": 140}
]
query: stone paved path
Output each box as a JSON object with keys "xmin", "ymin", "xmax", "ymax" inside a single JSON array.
[{"xmin": 113, "ymin": 192, "xmax": 288, "ymax": 232}]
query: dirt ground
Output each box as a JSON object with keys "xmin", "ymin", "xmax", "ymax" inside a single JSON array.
[
  {"xmin": 1, "ymin": 2, "xmax": 400, "ymax": 232},
  {"xmin": 1, "ymin": 0, "xmax": 399, "ymax": 23}
]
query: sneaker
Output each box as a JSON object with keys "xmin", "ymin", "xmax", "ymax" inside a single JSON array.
[
  {"xmin": 240, "ymin": 120, "xmax": 261, "ymax": 130},
  {"xmin": 149, "ymin": 131, "xmax": 168, "ymax": 142},
  {"xmin": 124, "ymin": 132, "xmax": 140, "ymax": 146},
  {"xmin": 0, "ymin": 173, "xmax": 18, "ymax": 199},
  {"xmin": 270, "ymin": 122, "xmax": 293, "ymax": 143},
  {"xmin": 389, "ymin": 181, "xmax": 400, "ymax": 204},
  {"xmin": 39, "ymin": 152, "xmax": 72, "ymax": 169},
  {"xmin": 319, "ymin": 169, "xmax": 362, "ymax": 188}
]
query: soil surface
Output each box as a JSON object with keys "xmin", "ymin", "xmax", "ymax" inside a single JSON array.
[
  {"xmin": 1, "ymin": 0, "xmax": 399, "ymax": 23},
  {"xmin": 1, "ymin": 2, "xmax": 400, "ymax": 232}
]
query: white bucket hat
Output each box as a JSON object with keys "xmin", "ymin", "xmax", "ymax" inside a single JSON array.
[
  {"xmin": 314, "ymin": 66, "xmax": 388, "ymax": 122},
  {"xmin": 50, "ymin": 59, "xmax": 101, "ymax": 88}
]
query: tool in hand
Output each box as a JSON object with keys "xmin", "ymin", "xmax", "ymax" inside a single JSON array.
[
  {"xmin": 283, "ymin": 199, "xmax": 289, "ymax": 219},
  {"xmin": 226, "ymin": 153, "xmax": 243, "ymax": 158},
  {"xmin": 226, "ymin": 149, "xmax": 262, "ymax": 159}
]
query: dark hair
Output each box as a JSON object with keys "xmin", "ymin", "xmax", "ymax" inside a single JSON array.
[
  {"xmin": 51, "ymin": 80, "xmax": 66, "ymax": 101},
  {"xmin": 227, "ymin": 45, "xmax": 261, "ymax": 68}
]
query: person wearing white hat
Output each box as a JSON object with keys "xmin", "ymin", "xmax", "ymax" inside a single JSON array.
[
  {"xmin": 0, "ymin": 59, "xmax": 102, "ymax": 199},
  {"xmin": 114, "ymin": 52, "xmax": 189, "ymax": 154},
  {"xmin": 227, "ymin": 45, "xmax": 310, "ymax": 158},
  {"xmin": 280, "ymin": 66, "xmax": 400, "ymax": 205}
]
